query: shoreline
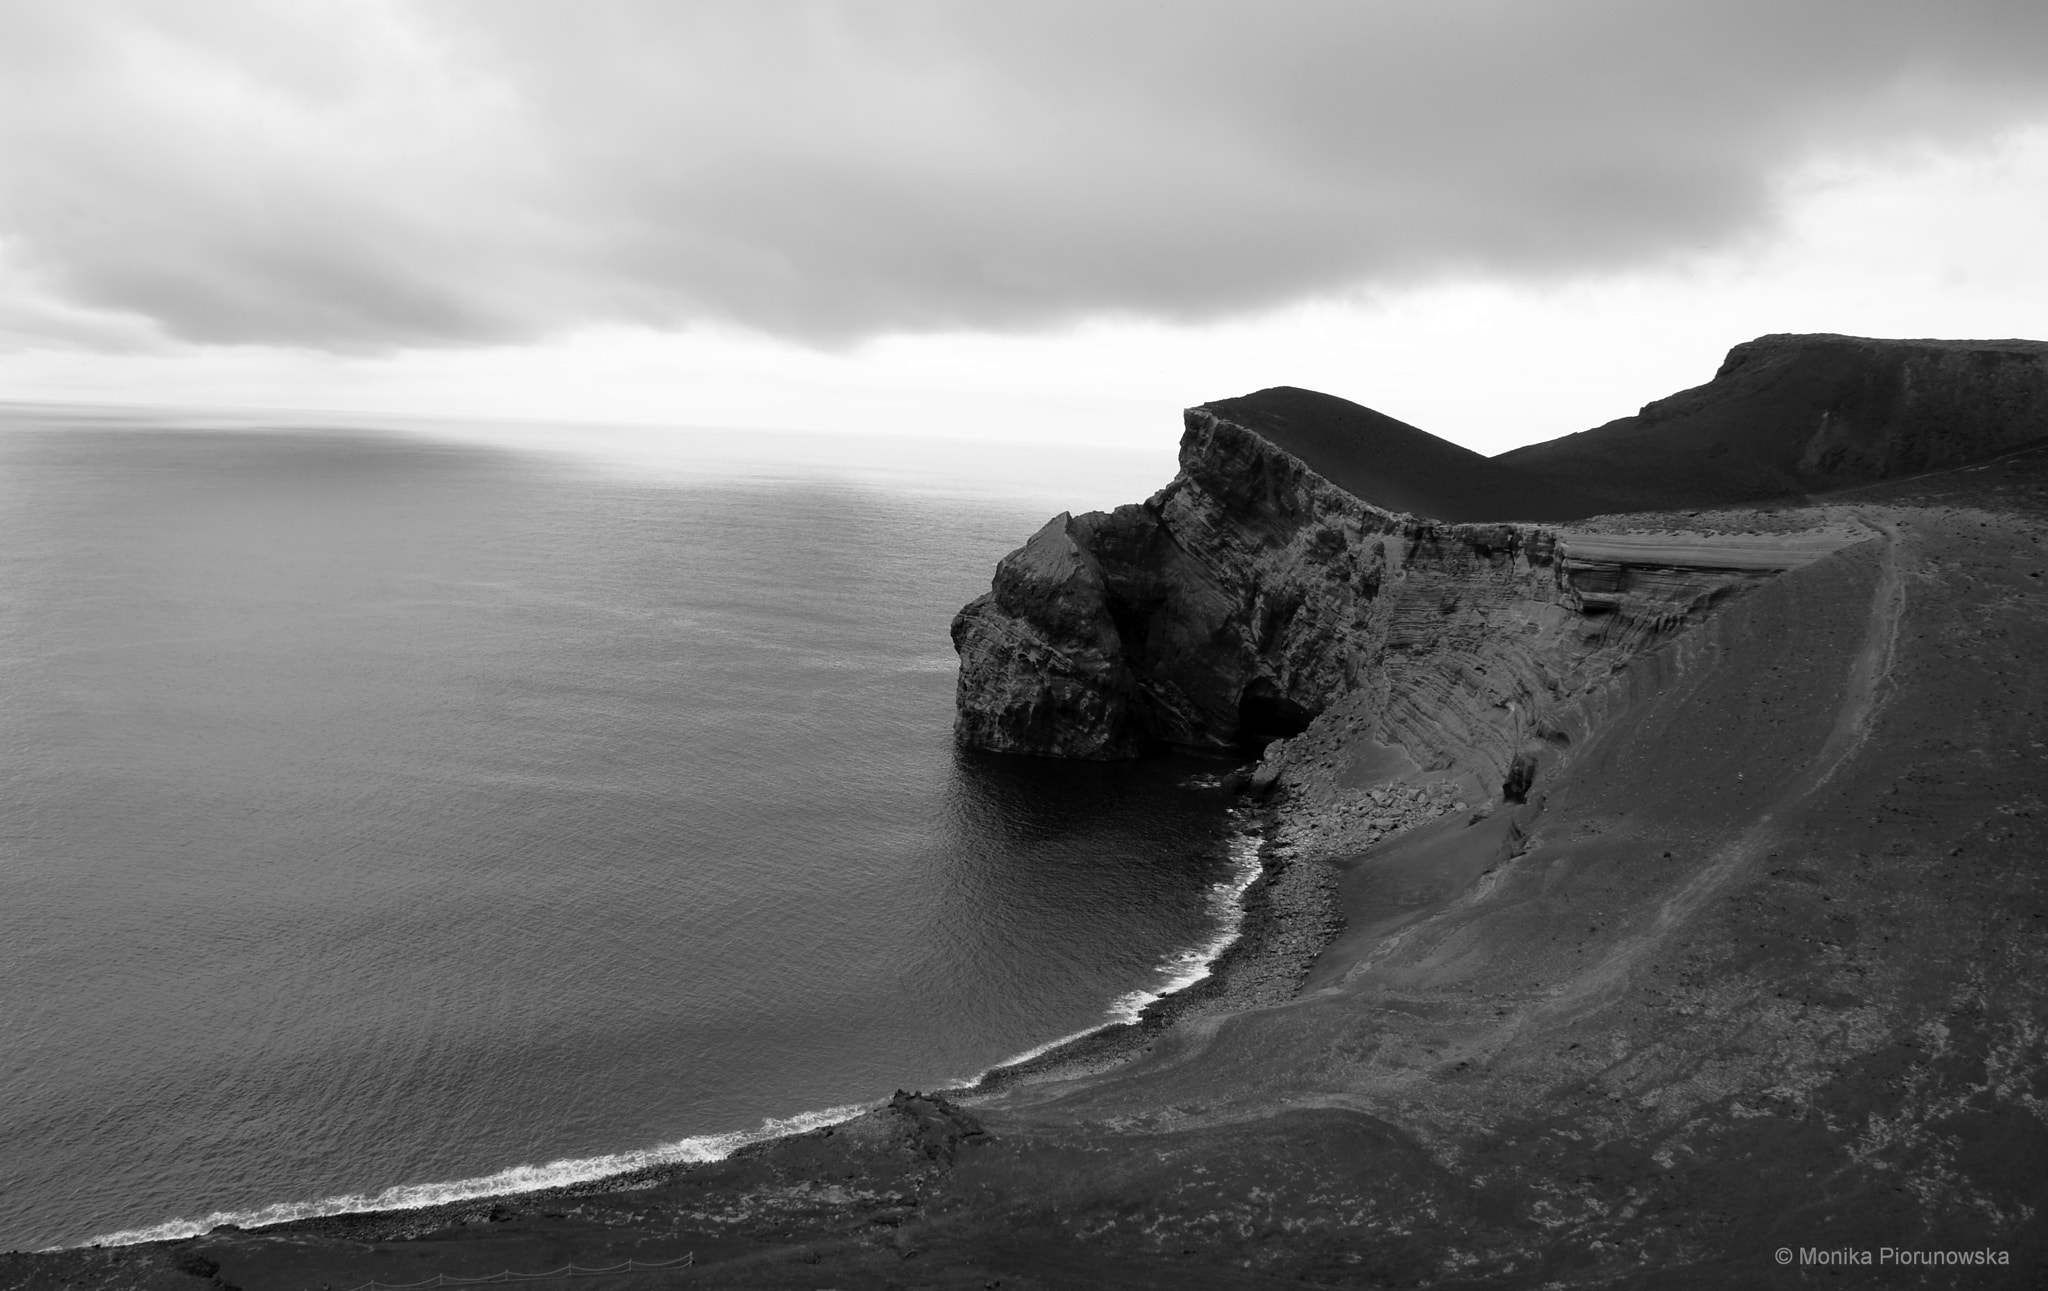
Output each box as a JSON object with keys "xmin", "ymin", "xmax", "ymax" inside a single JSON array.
[
  {"xmin": 960, "ymin": 797, "xmax": 1344, "ymax": 1095},
  {"xmin": 958, "ymin": 764, "xmax": 1474, "ymax": 1097},
  {"xmin": 80, "ymin": 769, "xmax": 1472, "ymax": 1253},
  {"xmin": 300, "ymin": 790, "xmax": 1353, "ymax": 1239}
]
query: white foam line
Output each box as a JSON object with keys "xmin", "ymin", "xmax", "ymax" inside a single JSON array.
[
  {"xmin": 1104, "ymin": 816, "xmax": 1265, "ymax": 1024},
  {"xmin": 945, "ymin": 808, "xmax": 1268, "ymax": 1085},
  {"xmin": 84, "ymin": 1102, "xmax": 867, "ymax": 1249}
]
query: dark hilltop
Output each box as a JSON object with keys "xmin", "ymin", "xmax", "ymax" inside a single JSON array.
[
  {"xmin": 12, "ymin": 333, "xmax": 2048, "ymax": 1290},
  {"xmin": 1189, "ymin": 333, "xmax": 2048, "ymax": 524}
]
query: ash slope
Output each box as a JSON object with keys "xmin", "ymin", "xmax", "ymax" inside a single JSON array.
[
  {"xmin": 1193, "ymin": 385, "xmax": 1623, "ymax": 523},
  {"xmin": 1498, "ymin": 332, "xmax": 2048, "ymax": 510},
  {"xmin": 936, "ymin": 453, "xmax": 2048, "ymax": 1289}
]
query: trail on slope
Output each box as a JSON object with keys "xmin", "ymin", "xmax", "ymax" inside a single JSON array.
[{"xmin": 1528, "ymin": 519, "xmax": 1906, "ymax": 1033}]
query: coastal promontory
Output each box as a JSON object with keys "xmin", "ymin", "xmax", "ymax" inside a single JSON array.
[{"xmin": 953, "ymin": 333, "xmax": 2047, "ymax": 782}]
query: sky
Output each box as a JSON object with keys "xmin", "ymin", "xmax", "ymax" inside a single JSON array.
[{"xmin": 3, "ymin": 0, "xmax": 2048, "ymax": 459}]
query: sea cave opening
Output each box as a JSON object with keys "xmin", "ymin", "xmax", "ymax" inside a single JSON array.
[{"xmin": 1236, "ymin": 677, "xmax": 1315, "ymax": 749}]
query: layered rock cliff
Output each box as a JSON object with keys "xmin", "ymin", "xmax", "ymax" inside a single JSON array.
[
  {"xmin": 953, "ymin": 333, "xmax": 2046, "ymax": 777},
  {"xmin": 953, "ymin": 408, "xmax": 1401, "ymax": 760},
  {"xmin": 952, "ymin": 405, "xmax": 1856, "ymax": 784}
]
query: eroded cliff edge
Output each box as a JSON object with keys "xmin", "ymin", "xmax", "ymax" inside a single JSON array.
[
  {"xmin": 1500, "ymin": 332, "xmax": 2048, "ymax": 508},
  {"xmin": 951, "ymin": 402, "xmax": 1857, "ymax": 786},
  {"xmin": 951, "ymin": 333, "xmax": 2048, "ymax": 783}
]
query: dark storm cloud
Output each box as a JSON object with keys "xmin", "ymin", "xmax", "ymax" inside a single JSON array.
[{"xmin": 4, "ymin": 0, "xmax": 2047, "ymax": 349}]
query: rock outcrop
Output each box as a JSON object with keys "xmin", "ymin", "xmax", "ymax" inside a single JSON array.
[
  {"xmin": 952, "ymin": 405, "xmax": 1859, "ymax": 776},
  {"xmin": 953, "ymin": 409, "xmax": 1402, "ymax": 760},
  {"xmin": 953, "ymin": 333, "xmax": 2048, "ymax": 772},
  {"xmin": 1192, "ymin": 385, "xmax": 1624, "ymax": 522}
]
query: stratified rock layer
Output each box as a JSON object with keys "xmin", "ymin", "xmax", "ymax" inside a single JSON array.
[
  {"xmin": 954, "ymin": 332, "xmax": 2048, "ymax": 769},
  {"xmin": 952, "ymin": 406, "xmax": 1859, "ymax": 774}
]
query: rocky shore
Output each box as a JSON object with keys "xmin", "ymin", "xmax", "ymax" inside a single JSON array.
[{"xmin": 967, "ymin": 781, "xmax": 1463, "ymax": 1095}]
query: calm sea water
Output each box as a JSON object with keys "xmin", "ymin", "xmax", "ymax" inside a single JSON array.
[{"xmin": 0, "ymin": 410, "xmax": 1246, "ymax": 1251}]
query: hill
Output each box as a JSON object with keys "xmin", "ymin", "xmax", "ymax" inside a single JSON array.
[
  {"xmin": 1196, "ymin": 385, "xmax": 1622, "ymax": 522},
  {"xmin": 1498, "ymin": 332, "xmax": 2048, "ymax": 510},
  {"xmin": 1200, "ymin": 336, "xmax": 2048, "ymax": 525}
]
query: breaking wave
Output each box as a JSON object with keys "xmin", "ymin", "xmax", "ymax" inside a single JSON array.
[
  {"xmin": 1104, "ymin": 810, "xmax": 1265, "ymax": 1023},
  {"xmin": 86, "ymin": 1102, "xmax": 866, "ymax": 1249},
  {"xmin": 952, "ymin": 806, "xmax": 1267, "ymax": 1077}
]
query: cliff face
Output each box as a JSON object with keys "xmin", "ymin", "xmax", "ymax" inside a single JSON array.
[
  {"xmin": 952, "ymin": 411, "xmax": 1395, "ymax": 759},
  {"xmin": 1498, "ymin": 333, "xmax": 2048, "ymax": 509},
  {"xmin": 954, "ymin": 332, "xmax": 2047, "ymax": 770},
  {"xmin": 951, "ymin": 407, "xmax": 1857, "ymax": 776}
]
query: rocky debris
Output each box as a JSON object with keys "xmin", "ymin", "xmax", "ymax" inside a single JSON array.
[
  {"xmin": 1151, "ymin": 840, "xmax": 1350, "ymax": 1020},
  {"xmin": 1500, "ymin": 751, "xmax": 1536, "ymax": 803},
  {"xmin": 876, "ymin": 1090, "xmax": 986, "ymax": 1165},
  {"xmin": 1267, "ymin": 774, "xmax": 1469, "ymax": 860}
]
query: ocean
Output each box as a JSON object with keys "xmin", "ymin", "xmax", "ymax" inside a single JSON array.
[{"xmin": 0, "ymin": 409, "xmax": 1250, "ymax": 1251}]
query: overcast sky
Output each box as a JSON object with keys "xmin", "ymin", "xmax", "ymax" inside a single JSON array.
[{"xmin": 5, "ymin": 0, "xmax": 2048, "ymax": 458}]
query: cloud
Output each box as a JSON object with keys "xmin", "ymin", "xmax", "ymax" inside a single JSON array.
[{"xmin": 3, "ymin": 0, "xmax": 2047, "ymax": 351}]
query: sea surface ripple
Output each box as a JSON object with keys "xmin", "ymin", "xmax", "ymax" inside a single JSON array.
[{"xmin": 0, "ymin": 413, "xmax": 1241, "ymax": 1250}]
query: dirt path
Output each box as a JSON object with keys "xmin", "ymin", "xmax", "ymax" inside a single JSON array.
[{"xmin": 1520, "ymin": 522, "xmax": 1904, "ymax": 1035}]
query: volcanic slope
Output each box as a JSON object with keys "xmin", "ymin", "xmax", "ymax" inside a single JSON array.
[
  {"xmin": 1195, "ymin": 385, "xmax": 1622, "ymax": 523},
  {"xmin": 1498, "ymin": 332, "xmax": 2048, "ymax": 510},
  {"xmin": 1195, "ymin": 334, "xmax": 2048, "ymax": 523},
  {"xmin": 944, "ymin": 449, "xmax": 2048, "ymax": 1288}
]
